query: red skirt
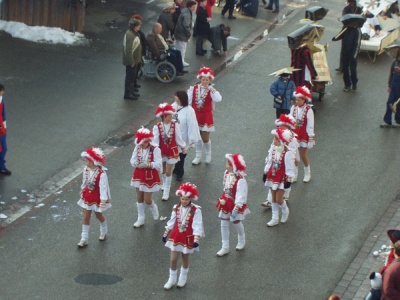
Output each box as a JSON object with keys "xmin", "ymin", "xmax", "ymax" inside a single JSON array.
[
  {"xmin": 132, "ymin": 168, "xmax": 161, "ymax": 188},
  {"xmin": 168, "ymin": 230, "xmax": 195, "ymax": 249},
  {"xmin": 216, "ymin": 196, "xmax": 247, "ymax": 214},
  {"xmin": 195, "ymin": 110, "xmax": 214, "ymax": 129}
]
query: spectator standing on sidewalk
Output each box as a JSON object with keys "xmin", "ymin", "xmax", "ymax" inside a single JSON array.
[
  {"xmin": 162, "ymin": 182, "xmax": 204, "ymax": 290},
  {"xmin": 122, "ymin": 18, "xmax": 142, "ymax": 100},
  {"xmin": 381, "ymin": 56, "xmax": 400, "ymax": 128},
  {"xmin": 172, "ymin": 0, "xmax": 183, "ymax": 30},
  {"xmin": 332, "ymin": 25, "xmax": 361, "ymax": 92},
  {"xmin": 264, "ymin": 0, "xmax": 279, "ymax": 13},
  {"xmin": 381, "ymin": 241, "xmax": 400, "ymax": 299},
  {"xmin": 172, "ymin": 91, "xmax": 201, "ymax": 181},
  {"xmin": 0, "ymin": 84, "xmax": 11, "ymax": 175},
  {"xmin": 77, "ymin": 147, "xmax": 111, "ymax": 248},
  {"xmin": 158, "ymin": 2, "xmax": 176, "ymax": 40},
  {"xmin": 130, "ymin": 127, "xmax": 162, "ymax": 228},
  {"xmin": 174, "ymin": 0, "xmax": 197, "ymax": 67},
  {"xmin": 195, "ymin": 0, "xmax": 211, "ymax": 56},
  {"xmin": 188, "ymin": 67, "xmax": 222, "ymax": 165},
  {"xmin": 221, "ymin": 0, "xmax": 237, "ymax": 19},
  {"xmin": 131, "ymin": 14, "xmax": 146, "ymax": 90},
  {"xmin": 209, "ymin": 24, "xmax": 230, "ymax": 56}
]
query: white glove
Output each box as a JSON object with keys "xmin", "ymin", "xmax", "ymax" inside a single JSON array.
[{"xmin": 307, "ymin": 140, "xmax": 315, "ymax": 149}]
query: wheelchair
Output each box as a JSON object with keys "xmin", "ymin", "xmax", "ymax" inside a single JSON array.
[{"xmin": 140, "ymin": 48, "xmax": 177, "ymax": 83}]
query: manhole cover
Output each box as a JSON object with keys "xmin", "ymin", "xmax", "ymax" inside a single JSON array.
[{"xmin": 74, "ymin": 273, "xmax": 123, "ymax": 285}]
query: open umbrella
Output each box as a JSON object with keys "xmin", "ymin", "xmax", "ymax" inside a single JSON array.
[
  {"xmin": 339, "ymin": 14, "xmax": 366, "ymax": 28},
  {"xmin": 287, "ymin": 24, "xmax": 325, "ymax": 50}
]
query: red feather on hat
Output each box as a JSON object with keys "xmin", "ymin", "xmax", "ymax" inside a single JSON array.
[
  {"xmin": 226, "ymin": 153, "xmax": 246, "ymax": 174},
  {"xmin": 84, "ymin": 147, "xmax": 106, "ymax": 165},
  {"xmin": 273, "ymin": 128, "xmax": 293, "ymax": 145},
  {"xmin": 197, "ymin": 66, "xmax": 215, "ymax": 80},
  {"xmin": 176, "ymin": 182, "xmax": 199, "ymax": 200},
  {"xmin": 293, "ymin": 86, "xmax": 312, "ymax": 101},
  {"xmin": 135, "ymin": 127, "xmax": 153, "ymax": 145},
  {"xmin": 275, "ymin": 114, "xmax": 296, "ymax": 130},
  {"xmin": 155, "ymin": 103, "xmax": 176, "ymax": 117}
]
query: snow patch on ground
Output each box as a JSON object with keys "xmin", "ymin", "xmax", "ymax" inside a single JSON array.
[{"xmin": 0, "ymin": 20, "xmax": 89, "ymax": 45}]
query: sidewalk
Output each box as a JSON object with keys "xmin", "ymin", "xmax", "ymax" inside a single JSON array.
[{"xmin": 332, "ymin": 197, "xmax": 400, "ymax": 299}]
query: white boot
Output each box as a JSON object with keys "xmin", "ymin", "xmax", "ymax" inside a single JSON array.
[
  {"xmin": 203, "ymin": 140, "xmax": 211, "ymax": 164},
  {"xmin": 217, "ymin": 220, "xmax": 230, "ymax": 256},
  {"xmin": 148, "ymin": 201, "xmax": 159, "ymax": 220},
  {"xmin": 161, "ymin": 173, "xmax": 166, "ymax": 191},
  {"xmin": 162, "ymin": 176, "xmax": 172, "ymax": 201},
  {"xmin": 192, "ymin": 140, "xmax": 203, "ymax": 165},
  {"xmin": 78, "ymin": 224, "xmax": 90, "ymax": 247},
  {"xmin": 280, "ymin": 201, "xmax": 290, "ymax": 223},
  {"xmin": 283, "ymin": 187, "xmax": 291, "ymax": 203},
  {"xmin": 177, "ymin": 267, "xmax": 189, "ymax": 288},
  {"xmin": 234, "ymin": 222, "xmax": 245, "ymax": 251},
  {"xmin": 303, "ymin": 165, "xmax": 311, "ymax": 183},
  {"xmin": 164, "ymin": 269, "xmax": 178, "ymax": 290},
  {"xmin": 133, "ymin": 203, "xmax": 145, "ymax": 228},
  {"xmin": 292, "ymin": 165, "xmax": 298, "ymax": 183},
  {"xmin": 267, "ymin": 203, "xmax": 279, "ymax": 227},
  {"xmin": 99, "ymin": 220, "xmax": 108, "ymax": 241}
]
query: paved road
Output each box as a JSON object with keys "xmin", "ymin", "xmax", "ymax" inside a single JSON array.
[{"xmin": 1, "ymin": 0, "xmax": 400, "ymax": 299}]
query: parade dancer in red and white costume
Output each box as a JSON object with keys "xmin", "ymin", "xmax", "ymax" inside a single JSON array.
[
  {"xmin": 216, "ymin": 153, "xmax": 250, "ymax": 256},
  {"xmin": 188, "ymin": 67, "xmax": 222, "ymax": 165},
  {"xmin": 290, "ymin": 86, "xmax": 315, "ymax": 182},
  {"xmin": 130, "ymin": 127, "xmax": 162, "ymax": 228},
  {"xmin": 153, "ymin": 103, "xmax": 186, "ymax": 200},
  {"xmin": 264, "ymin": 128, "xmax": 296, "ymax": 227},
  {"xmin": 77, "ymin": 147, "xmax": 111, "ymax": 247},
  {"xmin": 163, "ymin": 182, "xmax": 204, "ymax": 290},
  {"xmin": 262, "ymin": 114, "xmax": 299, "ymax": 208}
]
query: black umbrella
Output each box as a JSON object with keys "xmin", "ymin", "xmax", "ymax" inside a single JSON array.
[{"xmin": 339, "ymin": 14, "xmax": 366, "ymax": 28}]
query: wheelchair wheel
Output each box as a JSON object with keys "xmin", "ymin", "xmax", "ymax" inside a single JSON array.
[{"xmin": 155, "ymin": 61, "xmax": 176, "ymax": 83}]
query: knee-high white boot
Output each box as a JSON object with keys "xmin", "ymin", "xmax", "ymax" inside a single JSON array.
[
  {"xmin": 148, "ymin": 201, "xmax": 159, "ymax": 220},
  {"xmin": 280, "ymin": 201, "xmax": 290, "ymax": 223},
  {"xmin": 283, "ymin": 187, "xmax": 291, "ymax": 202},
  {"xmin": 217, "ymin": 220, "xmax": 230, "ymax": 256},
  {"xmin": 292, "ymin": 165, "xmax": 298, "ymax": 183},
  {"xmin": 162, "ymin": 176, "xmax": 172, "ymax": 201},
  {"xmin": 203, "ymin": 140, "xmax": 212, "ymax": 164},
  {"xmin": 177, "ymin": 267, "xmax": 189, "ymax": 288},
  {"xmin": 161, "ymin": 173, "xmax": 166, "ymax": 191},
  {"xmin": 133, "ymin": 203, "xmax": 145, "ymax": 228},
  {"xmin": 303, "ymin": 165, "xmax": 311, "ymax": 183},
  {"xmin": 267, "ymin": 203, "xmax": 280, "ymax": 227},
  {"xmin": 99, "ymin": 220, "xmax": 108, "ymax": 241},
  {"xmin": 234, "ymin": 222, "xmax": 245, "ymax": 251},
  {"xmin": 192, "ymin": 140, "xmax": 203, "ymax": 165},
  {"xmin": 164, "ymin": 268, "xmax": 178, "ymax": 290},
  {"xmin": 78, "ymin": 224, "xmax": 90, "ymax": 247}
]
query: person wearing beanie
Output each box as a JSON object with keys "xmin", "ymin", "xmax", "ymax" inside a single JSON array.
[
  {"xmin": 364, "ymin": 272, "xmax": 382, "ymax": 300},
  {"xmin": 381, "ymin": 241, "xmax": 400, "ymax": 299},
  {"xmin": 380, "ymin": 229, "xmax": 400, "ymax": 274},
  {"xmin": 216, "ymin": 153, "xmax": 250, "ymax": 256},
  {"xmin": 290, "ymin": 86, "xmax": 315, "ymax": 183},
  {"xmin": 153, "ymin": 103, "xmax": 186, "ymax": 201},
  {"xmin": 188, "ymin": 67, "xmax": 222, "ymax": 165},
  {"xmin": 163, "ymin": 182, "xmax": 204, "ymax": 289},
  {"xmin": 269, "ymin": 67, "xmax": 296, "ymax": 118},
  {"xmin": 122, "ymin": 17, "xmax": 142, "ymax": 100},
  {"xmin": 262, "ymin": 114, "xmax": 299, "ymax": 208},
  {"xmin": 77, "ymin": 147, "xmax": 111, "ymax": 247},
  {"xmin": 264, "ymin": 128, "xmax": 296, "ymax": 226},
  {"xmin": 130, "ymin": 127, "xmax": 162, "ymax": 228}
]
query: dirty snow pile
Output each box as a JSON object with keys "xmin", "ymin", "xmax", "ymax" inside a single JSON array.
[{"xmin": 0, "ymin": 20, "xmax": 88, "ymax": 45}]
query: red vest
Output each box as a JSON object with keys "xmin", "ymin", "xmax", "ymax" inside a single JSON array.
[
  {"xmin": 157, "ymin": 121, "xmax": 179, "ymax": 159},
  {"xmin": 82, "ymin": 167, "xmax": 103, "ymax": 205},
  {"xmin": 192, "ymin": 85, "xmax": 213, "ymax": 113}
]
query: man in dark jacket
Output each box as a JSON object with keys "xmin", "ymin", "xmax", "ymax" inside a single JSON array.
[
  {"xmin": 332, "ymin": 24, "xmax": 361, "ymax": 92},
  {"xmin": 342, "ymin": 0, "xmax": 362, "ymax": 15},
  {"xmin": 195, "ymin": 0, "xmax": 211, "ymax": 55},
  {"xmin": 209, "ymin": 24, "xmax": 230, "ymax": 56},
  {"xmin": 381, "ymin": 241, "xmax": 400, "ymax": 299}
]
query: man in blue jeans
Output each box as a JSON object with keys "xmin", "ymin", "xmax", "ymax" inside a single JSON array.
[
  {"xmin": 381, "ymin": 57, "xmax": 400, "ymax": 128},
  {"xmin": 0, "ymin": 84, "xmax": 11, "ymax": 175}
]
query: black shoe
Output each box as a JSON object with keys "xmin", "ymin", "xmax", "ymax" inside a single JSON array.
[
  {"xmin": 228, "ymin": 15, "xmax": 236, "ymax": 19},
  {"xmin": 352, "ymin": 84, "xmax": 357, "ymax": 91},
  {"xmin": 124, "ymin": 94, "xmax": 138, "ymax": 100},
  {"xmin": 134, "ymin": 83, "xmax": 141, "ymax": 88},
  {"xmin": 343, "ymin": 86, "xmax": 351, "ymax": 92},
  {"xmin": 0, "ymin": 168, "xmax": 11, "ymax": 175},
  {"xmin": 272, "ymin": 9, "xmax": 279, "ymax": 13},
  {"xmin": 132, "ymin": 92, "xmax": 140, "ymax": 97},
  {"xmin": 134, "ymin": 88, "xmax": 139, "ymax": 92},
  {"xmin": 181, "ymin": 70, "xmax": 189, "ymax": 74},
  {"xmin": 201, "ymin": 49, "xmax": 207, "ymax": 54},
  {"xmin": 335, "ymin": 68, "xmax": 342, "ymax": 72},
  {"xmin": 196, "ymin": 52, "xmax": 205, "ymax": 56},
  {"xmin": 176, "ymin": 71, "xmax": 185, "ymax": 76},
  {"xmin": 176, "ymin": 175, "xmax": 183, "ymax": 181},
  {"xmin": 264, "ymin": 6, "xmax": 273, "ymax": 10},
  {"xmin": 262, "ymin": 0, "xmax": 266, "ymax": 4},
  {"xmin": 221, "ymin": 12, "xmax": 225, "ymax": 17}
]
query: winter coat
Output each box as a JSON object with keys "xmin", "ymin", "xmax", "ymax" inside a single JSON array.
[
  {"xmin": 174, "ymin": 8, "xmax": 193, "ymax": 42},
  {"xmin": 210, "ymin": 24, "xmax": 228, "ymax": 52},
  {"xmin": 158, "ymin": 10, "xmax": 175, "ymax": 40},
  {"xmin": 333, "ymin": 26, "xmax": 361, "ymax": 60},
  {"xmin": 147, "ymin": 32, "xmax": 167, "ymax": 58},
  {"xmin": 381, "ymin": 258, "xmax": 400, "ymax": 300},
  {"xmin": 195, "ymin": 6, "xmax": 210, "ymax": 37},
  {"xmin": 195, "ymin": 0, "xmax": 216, "ymax": 18},
  {"xmin": 122, "ymin": 29, "xmax": 142, "ymax": 66},
  {"xmin": 270, "ymin": 77, "xmax": 296, "ymax": 110}
]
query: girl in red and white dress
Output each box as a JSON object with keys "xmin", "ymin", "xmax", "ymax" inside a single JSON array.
[
  {"xmin": 289, "ymin": 86, "xmax": 315, "ymax": 183},
  {"xmin": 153, "ymin": 103, "xmax": 186, "ymax": 201},
  {"xmin": 77, "ymin": 147, "xmax": 111, "ymax": 248},
  {"xmin": 188, "ymin": 67, "xmax": 222, "ymax": 165},
  {"xmin": 264, "ymin": 128, "xmax": 296, "ymax": 227},
  {"xmin": 130, "ymin": 127, "xmax": 162, "ymax": 228},
  {"xmin": 163, "ymin": 182, "xmax": 204, "ymax": 290},
  {"xmin": 262, "ymin": 114, "xmax": 299, "ymax": 208},
  {"xmin": 216, "ymin": 153, "xmax": 249, "ymax": 256}
]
